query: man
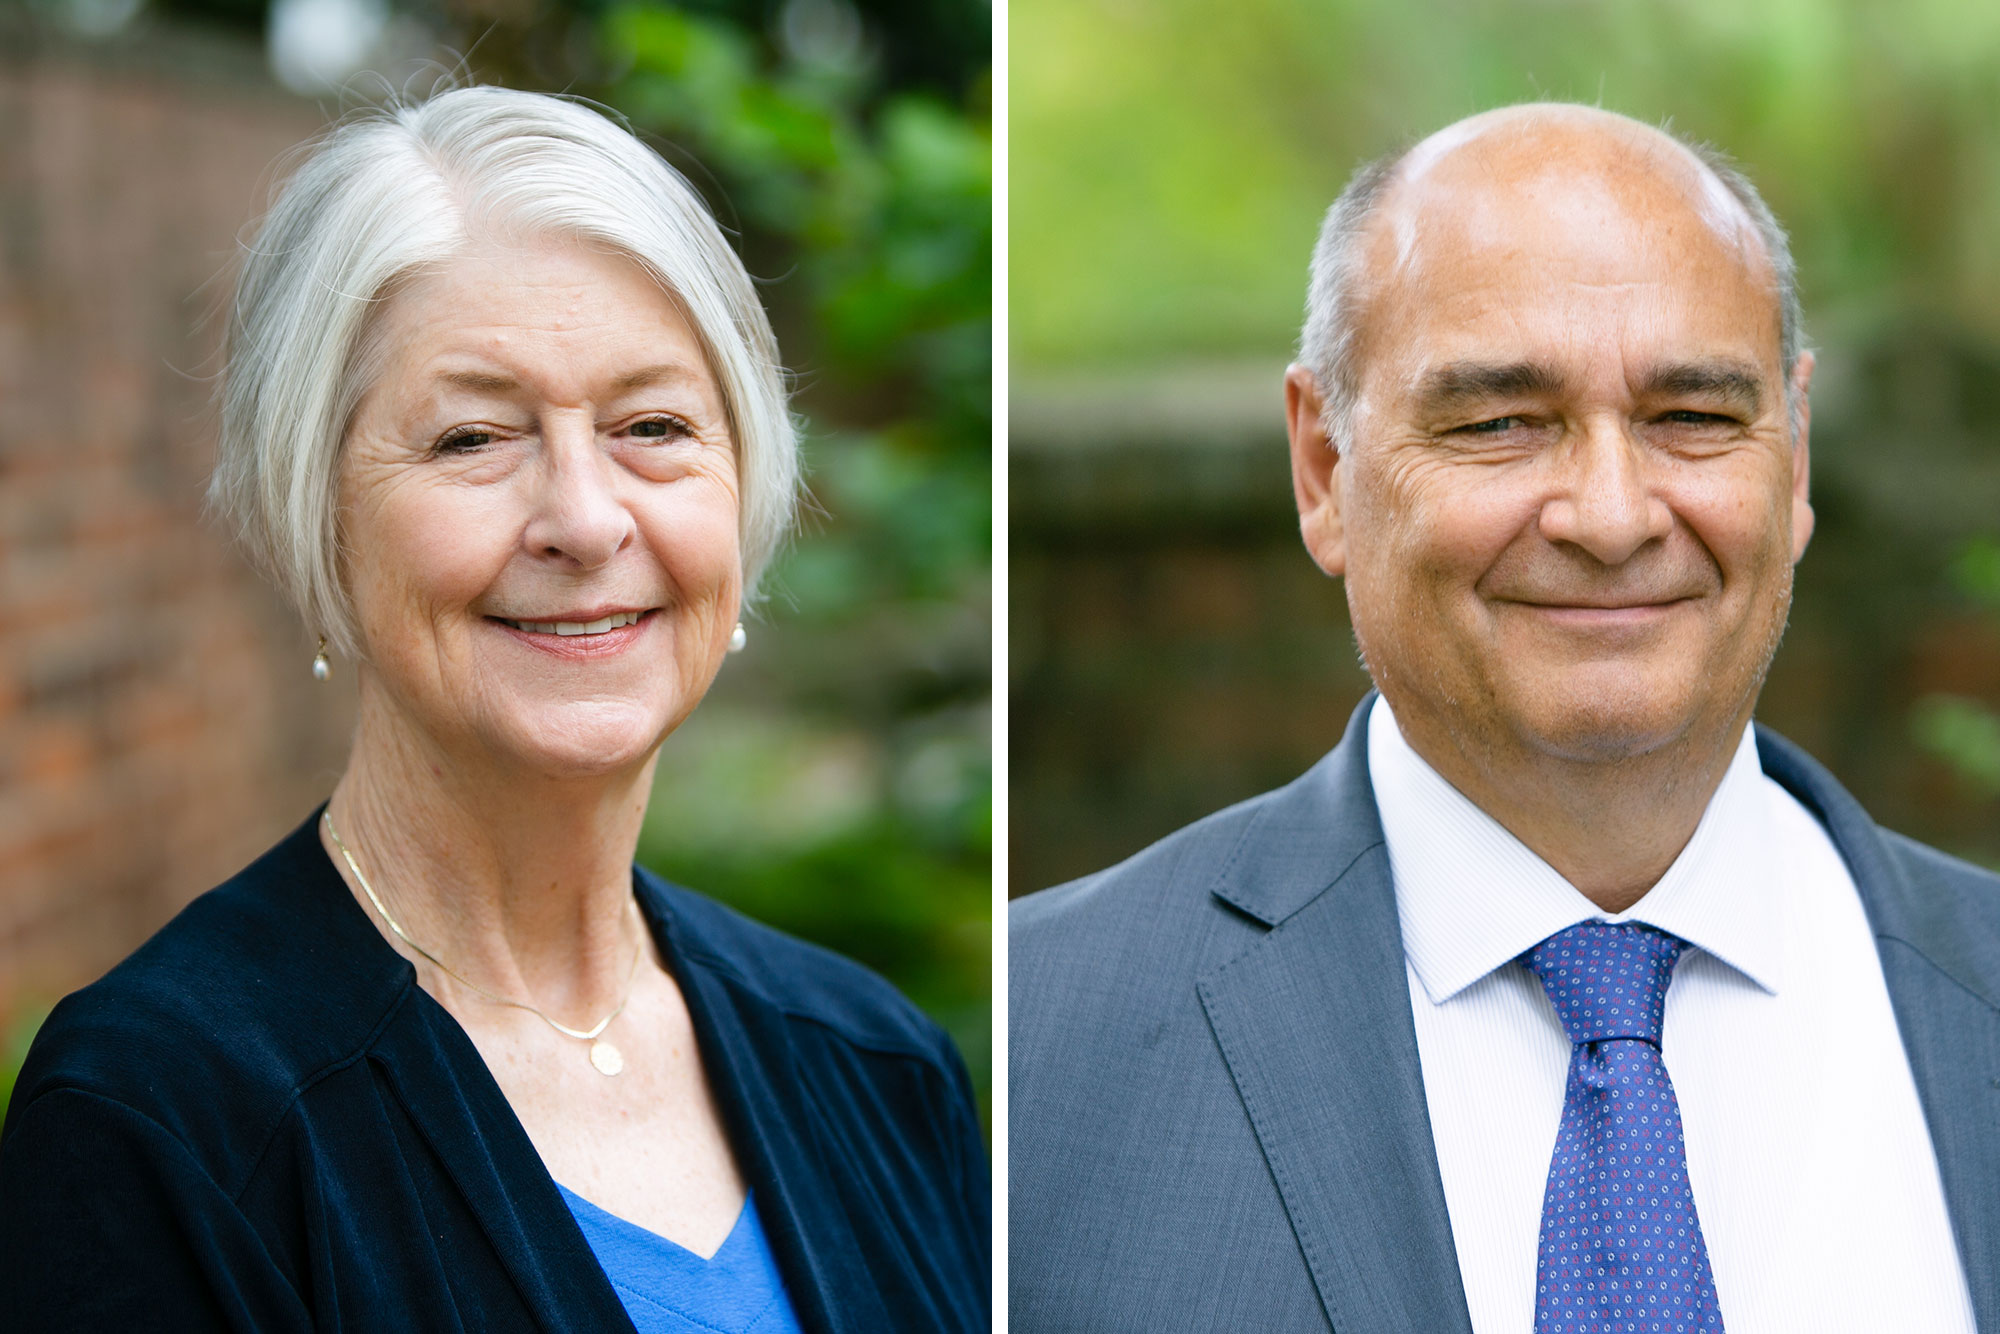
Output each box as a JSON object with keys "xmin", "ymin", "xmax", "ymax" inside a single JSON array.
[{"xmin": 1010, "ymin": 104, "xmax": 2000, "ymax": 1333}]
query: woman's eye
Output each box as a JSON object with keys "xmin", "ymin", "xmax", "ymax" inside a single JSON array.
[
  {"xmin": 435, "ymin": 428, "xmax": 493, "ymax": 453},
  {"xmin": 627, "ymin": 417, "xmax": 690, "ymax": 440}
]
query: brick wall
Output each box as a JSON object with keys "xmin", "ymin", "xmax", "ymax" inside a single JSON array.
[{"xmin": 0, "ymin": 29, "xmax": 352, "ymax": 1018}]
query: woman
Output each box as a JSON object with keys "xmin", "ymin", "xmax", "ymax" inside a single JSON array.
[{"xmin": 0, "ymin": 86, "xmax": 988, "ymax": 1332}]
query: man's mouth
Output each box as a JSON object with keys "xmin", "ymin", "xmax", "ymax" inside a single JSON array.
[
  {"xmin": 494, "ymin": 610, "xmax": 647, "ymax": 637},
  {"xmin": 1522, "ymin": 598, "xmax": 1689, "ymax": 610}
]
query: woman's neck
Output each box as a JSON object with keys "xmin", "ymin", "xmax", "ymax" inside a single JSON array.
[{"xmin": 322, "ymin": 686, "xmax": 657, "ymax": 1025}]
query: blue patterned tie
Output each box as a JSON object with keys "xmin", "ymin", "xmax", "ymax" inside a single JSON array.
[{"xmin": 1522, "ymin": 922, "xmax": 1724, "ymax": 1333}]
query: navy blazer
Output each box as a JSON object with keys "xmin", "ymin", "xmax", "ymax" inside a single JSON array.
[
  {"xmin": 0, "ymin": 810, "xmax": 989, "ymax": 1332},
  {"xmin": 1010, "ymin": 697, "xmax": 2000, "ymax": 1333}
]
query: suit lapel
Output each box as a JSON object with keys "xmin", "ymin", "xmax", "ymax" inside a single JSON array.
[
  {"xmin": 1759, "ymin": 729, "xmax": 2000, "ymax": 1330},
  {"xmin": 1875, "ymin": 941, "xmax": 2000, "ymax": 1329},
  {"xmin": 1199, "ymin": 701, "xmax": 1473, "ymax": 1334}
]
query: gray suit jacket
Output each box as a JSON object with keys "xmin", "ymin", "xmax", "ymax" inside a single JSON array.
[{"xmin": 1010, "ymin": 697, "xmax": 2000, "ymax": 1333}]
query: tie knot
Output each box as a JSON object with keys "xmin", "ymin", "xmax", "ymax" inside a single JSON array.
[{"xmin": 1522, "ymin": 921, "xmax": 1687, "ymax": 1047}]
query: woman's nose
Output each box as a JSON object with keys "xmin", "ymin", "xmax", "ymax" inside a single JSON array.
[
  {"xmin": 1536, "ymin": 419, "xmax": 1673, "ymax": 566},
  {"xmin": 522, "ymin": 420, "xmax": 635, "ymax": 569}
]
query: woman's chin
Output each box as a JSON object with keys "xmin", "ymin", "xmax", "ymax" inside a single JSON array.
[{"xmin": 482, "ymin": 704, "xmax": 678, "ymax": 780}]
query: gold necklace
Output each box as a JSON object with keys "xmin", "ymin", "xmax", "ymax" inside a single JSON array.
[{"xmin": 322, "ymin": 807, "xmax": 643, "ymax": 1077}]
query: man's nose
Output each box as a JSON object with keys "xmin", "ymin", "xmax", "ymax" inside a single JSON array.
[
  {"xmin": 523, "ymin": 419, "xmax": 635, "ymax": 570},
  {"xmin": 1536, "ymin": 418, "xmax": 1672, "ymax": 565}
]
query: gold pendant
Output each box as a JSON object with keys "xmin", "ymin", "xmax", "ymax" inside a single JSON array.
[{"xmin": 589, "ymin": 1039, "xmax": 624, "ymax": 1076}]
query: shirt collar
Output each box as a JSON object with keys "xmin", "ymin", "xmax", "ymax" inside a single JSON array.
[{"xmin": 1368, "ymin": 694, "xmax": 1784, "ymax": 1005}]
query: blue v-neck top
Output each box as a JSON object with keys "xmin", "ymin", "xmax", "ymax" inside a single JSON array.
[{"xmin": 557, "ymin": 1186, "xmax": 804, "ymax": 1334}]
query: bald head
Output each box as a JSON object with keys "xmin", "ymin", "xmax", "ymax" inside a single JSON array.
[
  {"xmin": 1383, "ymin": 106, "xmax": 1766, "ymax": 276},
  {"xmin": 1300, "ymin": 104, "xmax": 1801, "ymax": 443}
]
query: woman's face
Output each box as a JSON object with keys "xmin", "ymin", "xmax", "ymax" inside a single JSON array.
[{"xmin": 338, "ymin": 236, "xmax": 742, "ymax": 778}]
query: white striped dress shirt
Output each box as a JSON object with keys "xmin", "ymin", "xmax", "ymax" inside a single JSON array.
[{"xmin": 1368, "ymin": 695, "xmax": 1976, "ymax": 1333}]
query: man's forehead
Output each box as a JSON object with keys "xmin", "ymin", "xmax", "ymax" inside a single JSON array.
[
  {"xmin": 1373, "ymin": 105, "xmax": 1764, "ymax": 282},
  {"xmin": 1337, "ymin": 105, "xmax": 1786, "ymax": 394}
]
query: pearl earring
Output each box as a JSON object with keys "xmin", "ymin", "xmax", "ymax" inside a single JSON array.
[
  {"xmin": 728, "ymin": 623, "xmax": 747, "ymax": 653},
  {"xmin": 311, "ymin": 637, "xmax": 331, "ymax": 681}
]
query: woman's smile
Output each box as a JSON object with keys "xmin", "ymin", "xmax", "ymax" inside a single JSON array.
[{"xmin": 487, "ymin": 606, "xmax": 661, "ymax": 658}]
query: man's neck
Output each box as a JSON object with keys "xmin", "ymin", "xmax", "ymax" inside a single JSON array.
[{"xmin": 1384, "ymin": 697, "xmax": 1753, "ymax": 914}]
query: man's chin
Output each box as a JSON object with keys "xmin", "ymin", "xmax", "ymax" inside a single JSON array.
[
  {"xmin": 1495, "ymin": 671, "xmax": 1718, "ymax": 766},
  {"xmin": 1521, "ymin": 718, "xmax": 1688, "ymax": 765}
]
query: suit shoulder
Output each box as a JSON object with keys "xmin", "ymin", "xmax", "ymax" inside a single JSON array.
[
  {"xmin": 1881, "ymin": 829, "xmax": 2000, "ymax": 902},
  {"xmin": 1008, "ymin": 779, "xmax": 1319, "ymax": 1023},
  {"xmin": 1011, "ymin": 782, "xmax": 1289, "ymax": 944},
  {"xmin": 640, "ymin": 870, "xmax": 950, "ymax": 1066}
]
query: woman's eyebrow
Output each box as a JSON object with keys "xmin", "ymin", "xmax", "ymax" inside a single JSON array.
[
  {"xmin": 435, "ymin": 369, "xmax": 519, "ymax": 394},
  {"xmin": 428, "ymin": 364, "xmax": 704, "ymax": 394},
  {"xmin": 609, "ymin": 363, "xmax": 705, "ymax": 391}
]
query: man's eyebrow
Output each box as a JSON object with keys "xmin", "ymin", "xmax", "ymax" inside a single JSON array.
[
  {"xmin": 1638, "ymin": 361, "xmax": 1765, "ymax": 415},
  {"xmin": 1412, "ymin": 361, "xmax": 1567, "ymax": 414}
]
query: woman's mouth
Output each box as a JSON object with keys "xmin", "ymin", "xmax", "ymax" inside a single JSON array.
[{"xmin": 494, "ymin": 610, "xmax": 647, "ymax": 637}]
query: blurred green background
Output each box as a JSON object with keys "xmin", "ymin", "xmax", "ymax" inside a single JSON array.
[
  {"xmin": 1011, "ymin": 0, "xmax": 2000, "ymax": 895},
  {"xmin": 2, "ymin": 0, "xmax": 989, "ymax": 1123}
]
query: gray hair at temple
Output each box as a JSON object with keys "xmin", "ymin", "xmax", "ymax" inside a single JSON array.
[
  {"xmin": 209, "ymin": 85, "xmax": 800, "ymax": 658},
  {"xmin": 1298, "ymin": 114, "xmax": 1805, "ymax": 447}
]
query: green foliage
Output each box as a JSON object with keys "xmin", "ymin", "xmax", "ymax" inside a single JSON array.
[
  {"xmin": 1917, "ymin": 535, "xmax": 2000, "ymax": 814},
  {"xmin": 638, "ymin": 813, "xmax": 991, "ymax": 1083},
  {"xmin": 1011, "ymin": 0, "xmax": 2000, "ymax": 371},
  {"xmin": 0, "ymin": 1006, "xmax": 51, "ymax": 1127},
  {"xmin": 1912, "ymin": 693, "xmax": 2000, "ymax": 799},
  {"xmin": 1950, "ymin": 536, "xmax": 2000, "ymax": 610},
  {"xmin": 595, "ymin": 4, "xmax": 992, "ymax": 1114}
]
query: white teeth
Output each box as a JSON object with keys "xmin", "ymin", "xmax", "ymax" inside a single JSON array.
[{"xmin": 506, "ymin": 611, "xmax": 642, "ymax": 636}]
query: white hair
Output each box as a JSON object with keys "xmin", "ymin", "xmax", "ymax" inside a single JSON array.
[
  {"xmin": 209, "ymin": 85, "xmax": 799, "ymax": 656},
  {"xmin": 1300, "ymin": 116, "xmax": 1805, "ymax": 445}
]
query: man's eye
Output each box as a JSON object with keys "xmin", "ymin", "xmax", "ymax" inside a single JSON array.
[
  {"xmin": 1460, "ymin": 416, "xmax": 1522, "ymax": 434},
  {"xmin": 1659, "ymin": 410, "xmax": 1733, "ymax": 426},
  {"xmin": 627, "ymin": 417, "xmax": 691, "ymax": 440}
]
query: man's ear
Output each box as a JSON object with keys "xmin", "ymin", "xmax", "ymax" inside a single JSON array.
[
  {"xmin": 1788, "ymin": 349, "xmax": 1815, "ymax": 564},
  {"xmin": 1286, "ymin": 363, "xmax": 1347, "ymax": 577}
]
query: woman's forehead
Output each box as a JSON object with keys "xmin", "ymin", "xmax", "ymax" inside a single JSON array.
[{"xmin": 363, "ymin": 240, "xmax": 721, "ymax": 409}]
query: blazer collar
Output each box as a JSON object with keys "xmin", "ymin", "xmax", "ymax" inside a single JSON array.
[
  {"xmin": 1200, "ymin": 694, "xmax": 1476, "ymax": 1334},
  {"xmin": 1209, "ymin": 695, "xmax": 1392, "ymax": 928},
  {"xmin": 1754, "ymin": 727, "xmax": 2000, "ymax": 1327},
  {"xmin": 1754, "ymin": 726, "xmax": 2000, "ymax": 1007}
]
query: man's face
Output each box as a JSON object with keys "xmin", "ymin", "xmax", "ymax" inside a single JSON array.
[{"xmin": 1291, "ymin": 126, "xmax": 1814, "ymax": 769}]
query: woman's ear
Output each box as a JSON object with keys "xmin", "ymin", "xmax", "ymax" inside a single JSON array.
[{"xmin": 1286, "ymin": 364, "xmax": 1347, "ymax": 577}]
